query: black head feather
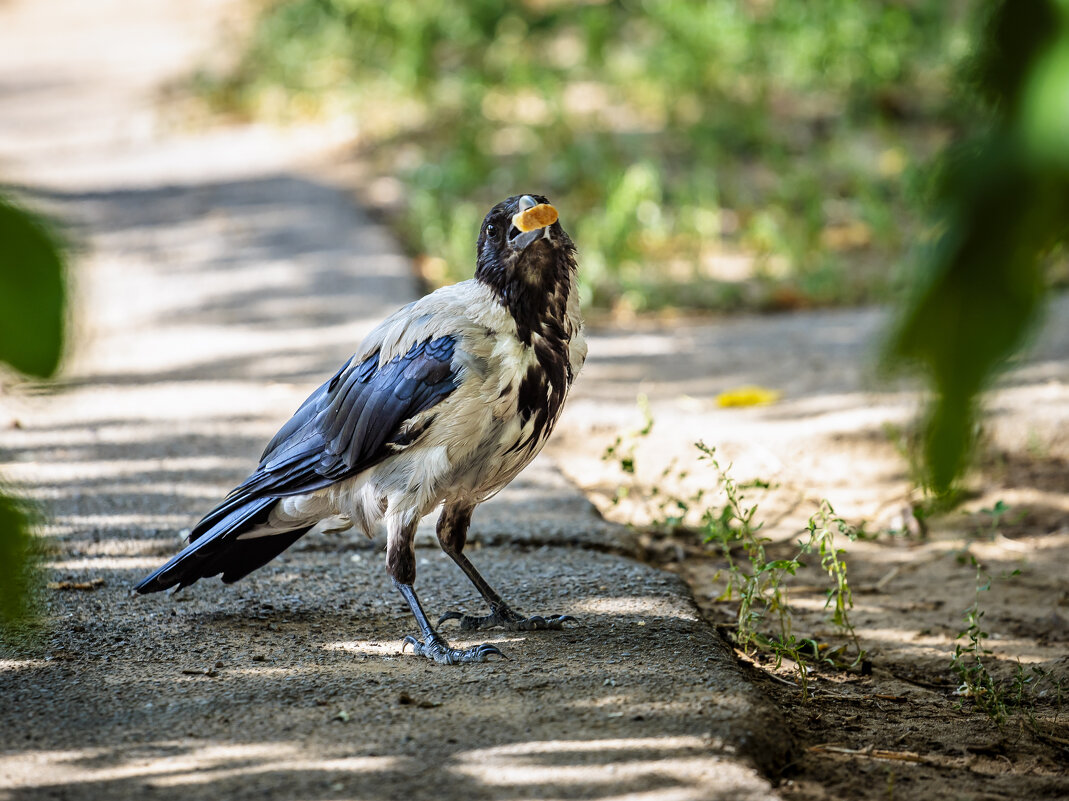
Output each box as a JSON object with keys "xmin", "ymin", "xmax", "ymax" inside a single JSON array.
[{"xmin": 474, "ymin": 194, "xmax": 578, "ymax": 345}]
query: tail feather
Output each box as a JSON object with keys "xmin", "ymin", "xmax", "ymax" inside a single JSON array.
[
  {"xmin": 134, "ymin": 496, "xmax": 311, "ymax": 593},
  {"xmin": 188, "ymin": 491, "xmax": 266, "ymax": 542},
  {"xmin": 200, "ymin": 527, "xmax": 310, "ymax": 586}
]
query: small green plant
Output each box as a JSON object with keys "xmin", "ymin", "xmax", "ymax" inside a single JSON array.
[
  {"xmin": 601, "ymin": 403, "xmax": 865, "ymax": 699},
  {"xmin": 945, "ymin": 557, "xmax": 1068, "ymax": 732},
  {"xmin": 975, "ymin": 499, "xmax": 1029, "ymax": 541},
  {"xmin": 599, "ymin": 397, "xmax": 703, "ymax": 534},
  {"xmin": 951, "ymin": 557, "xmax": 1010, "ymax": 726},
  {"xmin": 802, "ymin": 500, "xmax": 864, "ymax": 660},
  {"xmin": 601, "ymin": 395, "xmax": 654, "ymax": 494},
  {"xmin": 694, "ymin": 443, "xmax": 866, "ymax": 697},
  {"xmin": 948, "ymin": 560, "xmax": 1064, "ymax": 734},
  {"xmin": 1012, "ymin": 664, "xmax": 1066, "ymax": 748},
  {"xmin": 695, "ymin": 442, "xmax": 788, "ymax": 647},
  {"xmin": 980, "ymin": 499, "xmax": 1010, "ymax": 532}
]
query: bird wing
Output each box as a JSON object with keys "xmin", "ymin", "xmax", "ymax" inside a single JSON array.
[
  {"xmin": 134, "ymin": 278, "xmax": 502, "ymax": 596},
  {"xmin": 194, "ymin": 334, "xmax": 460, "ymax": 538},
  {"xmin": 133, "ymin": 334, "xmax": 460, "ymax": 593}
]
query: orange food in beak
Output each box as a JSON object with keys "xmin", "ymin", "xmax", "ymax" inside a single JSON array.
[{"xmin": 512, "ymin": 203, "xmax": 558, "ymax": 233}]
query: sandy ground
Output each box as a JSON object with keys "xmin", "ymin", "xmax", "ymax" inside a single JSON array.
[{"xmin": 0, "ymin": 2, "xmax": 787, "ymax": 800}]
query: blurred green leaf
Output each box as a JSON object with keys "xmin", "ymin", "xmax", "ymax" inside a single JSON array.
[
  {"xmin": 0, "ymin": 492, "xmax": 34, "ymax": 630},
  {"xmin": 885, "ymin": 0, "xmax": 1069, "ymax": 493},
  {"xmin": 0, "ymin": 194, "xmax": 66, "ymax": 635},
  {"xmin": 1021, "ymin": 32, "xmax": 1069, "ymax": 167},
  {"xmin": 0, "ymin": 196, "xmax": 67, "ymax": 378}
]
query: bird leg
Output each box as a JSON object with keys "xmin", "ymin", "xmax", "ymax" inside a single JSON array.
[
  {"xmin": 434, "ymin": 504, "xmax": 577, "ymax": 632},
  {"xmin": 436, "ymin": 551, "xmax": 576, "ymax": 631},
  {"xmin": 394, "ymin": 579, "xmax": 503, "ymax": 664},
  {"xmin": 386, "ymin": 513, "xmax": 502, "ymax": 664}
]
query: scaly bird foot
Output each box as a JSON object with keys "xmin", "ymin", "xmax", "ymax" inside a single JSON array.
[
  {"xmin": 438, "ymin": 604, "xmax": 577, "ymax": 632},
  {"xmin": 401, "ymin": 633, "xmax": 504, "ymax": 665}
]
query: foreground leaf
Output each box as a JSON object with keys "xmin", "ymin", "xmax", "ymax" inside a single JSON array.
[
  {"xmin": 0, "ymin": 194, "xmax": 67, "ymax": 634},
  {"xmin": 884, "ymin": 0, "xmax": 1069, "ymax": 493},
  {"xmin": 0, "ymin": 493, "xmax": 34, "ymax": 630},
  {"xmin": 0, "ymin": 196, "xmax": 66, "ymax": 378}
]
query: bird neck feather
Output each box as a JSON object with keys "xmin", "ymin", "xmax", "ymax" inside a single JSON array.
[{"xmin": 476, "ymin": 244, "xmax": 578, "ymax": 347}]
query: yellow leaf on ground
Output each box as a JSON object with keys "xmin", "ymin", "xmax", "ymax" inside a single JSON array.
[{"xmin": 716, "ymin": 385, "xmax": 782, "ymax": 407}]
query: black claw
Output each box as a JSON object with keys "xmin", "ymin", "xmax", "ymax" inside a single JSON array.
[
  {"xmin": 401, "ymin": 633, "xmax": 505, "ymax": 665},
  {"xmin": 477, "ymin": 644, "xmax": 507, "ymax": 660},
  {"xmin": 523, "ymin": 614, "xmax": 577, "ymax": 631},
  {"xmin": 436, "ymin": 611, "xmax": 464, "ymax": 627},
  {"xmin": 437, "ymin": 605, "xmax": 579, "ymax": 632}
]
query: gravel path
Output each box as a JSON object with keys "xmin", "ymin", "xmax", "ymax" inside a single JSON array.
[{"xmin": 0, "ymin": 2, "xmax": 787, "ymax": 799}]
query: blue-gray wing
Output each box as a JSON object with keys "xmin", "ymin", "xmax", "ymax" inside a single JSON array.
[
  {"xmin": 133, "ymin": 335, "xmax": 460, "ymax": 593},
  {"xmin": 191, "ymin": 334, "xmax": 459, "ymax": 540}
]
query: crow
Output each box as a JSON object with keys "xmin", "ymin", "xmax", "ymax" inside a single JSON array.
[{"xmin": 135, "ymin": 194, "xmax": 587, "ymax": 664}]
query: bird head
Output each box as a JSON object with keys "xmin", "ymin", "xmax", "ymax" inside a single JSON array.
[{"xmin": 474, "ymin": 195, "xmax": 577, "ymax": 332}]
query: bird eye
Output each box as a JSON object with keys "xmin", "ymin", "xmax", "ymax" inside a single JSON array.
[{"xmin": 485, "ymin": 223, "xmax": 497, "ymax": 238}]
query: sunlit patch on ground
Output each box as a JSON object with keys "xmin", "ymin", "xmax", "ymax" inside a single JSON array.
[
  {"xmin": 450, "ymin": 736, "xmax": 763, "ymax": 799},
  {"xmin": 0, "ymin": 742, "xmax": 403, "ymax": 791},
  {"xmin": 322, "ymin": 636, "xmax": 524, "ymax": 657},
  {"xmin": 570, "ymin": 595, "xmax": 699, "ymax": 622},
  {"xmin": 0, "ymin": 659, "xmax": 49, "ymax": 672},
  {"xmin": 47, "ymin": 556, "xmax": 167, "ymax": 572}
]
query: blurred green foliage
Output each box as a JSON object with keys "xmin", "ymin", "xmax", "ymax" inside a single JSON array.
[
  {"xmin": 0, "ymin": 197, "xmax": 66, "ymax": 377},
  {"xmin": 0, "ymin": 493, "xmax": 36, "ymax": 631},
  {"xmin": 205, "ymin": 0, "xmax": 968, "ymax": 311},
  {"xmin": 0, "ymin": 195, "xmax": 66, "ymax": 632},
  {"xmin": 885, "ymin": 0, "xmax": 1069, "ymax": 493}
]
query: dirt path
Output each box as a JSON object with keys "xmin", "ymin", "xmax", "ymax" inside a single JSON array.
[{"xmin": 0, "ymin": 2, "xmax": 787, "ymax": 799}]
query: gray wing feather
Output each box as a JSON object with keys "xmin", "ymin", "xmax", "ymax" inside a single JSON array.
[{"xmin": 132, "ymin": 335, "xmax": 460, "ymax": 594}]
